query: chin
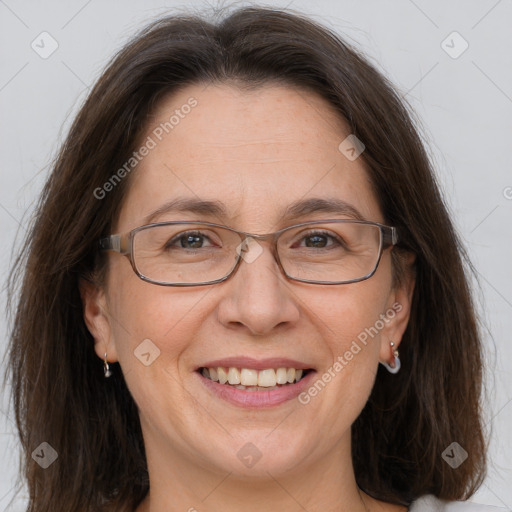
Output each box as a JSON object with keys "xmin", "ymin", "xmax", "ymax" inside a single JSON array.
[{"xmin": 205, "ymin": 433, "xmax": 312, "ymax": 479}]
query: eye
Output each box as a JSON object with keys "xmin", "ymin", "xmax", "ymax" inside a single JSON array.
[
  {"xmin": 166, "ymin": 230, "xmax": 217, "ymax": 250},
  {"xmin": 294, "ymin": 230, "xmax": 346, "ymax": 249}
]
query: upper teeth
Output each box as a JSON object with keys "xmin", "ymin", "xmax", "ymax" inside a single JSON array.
[{"xmin": 202, "ymin": 367, "xmax": 304, "ymax": 387}]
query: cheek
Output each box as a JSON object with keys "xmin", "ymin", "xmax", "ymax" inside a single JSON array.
[
  {"xmin": 106, "ymin": 278, "xmax": 209, "ymax": 423},
  {"xmin": 109, "ymin": 283, "xmax": 204, "ymax": 360},
  {"xmin": 319, "ymin": 292, "xmax": 384, "ymax": 392},
  {"xmin": 105, "ymin": 256, "xmax": 208, "ymax": 375},
  {"xmin": 303, "ymin": 269, "xmax": 392, "ymax": 407},
  {"xmin": 315, "ymin": 273, "xmax": 391, "ymax": 353}
]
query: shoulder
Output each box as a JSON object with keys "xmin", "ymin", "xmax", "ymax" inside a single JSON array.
[{"xmin": 409, "ymin": 495, "xmax": 511, "ymax": 512}]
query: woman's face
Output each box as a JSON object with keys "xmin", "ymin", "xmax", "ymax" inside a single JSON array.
[{"xmin": 84, "ymin": 83, "xmax": 413, "ymax": 482}]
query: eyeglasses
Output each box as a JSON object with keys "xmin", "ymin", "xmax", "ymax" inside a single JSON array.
[{"xmin": 99, "ymin": 219, "xmax": 398, "ymax": 286}]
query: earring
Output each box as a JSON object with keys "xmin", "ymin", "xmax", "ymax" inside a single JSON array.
[
  {"xmin": 103, "ymin": 352, "xmax": 112, "ymax": 378},
  {"xmin": 381, "ymin": 341, "xmax": 401, "ymax": 374}
]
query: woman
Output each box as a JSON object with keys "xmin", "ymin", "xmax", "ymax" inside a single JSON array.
[{"xmin": 5, "ymin": 5, "xmax": 497, "ymax": 512}]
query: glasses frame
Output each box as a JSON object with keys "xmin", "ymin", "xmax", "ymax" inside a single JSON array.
[{"xmin": 99, "ymin": 219, "xmax": 398, "ymax": 287}]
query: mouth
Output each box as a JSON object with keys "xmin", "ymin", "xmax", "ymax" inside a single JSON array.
[
  {"xmin": 194, "ymin": 359, "xmax": 316, "ymax": 408},
  {"xmin": 197, "ymin": 366, "xmax": 312, "ymax": 391}
]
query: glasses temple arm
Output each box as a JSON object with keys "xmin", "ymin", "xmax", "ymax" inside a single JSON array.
[
  {"xmin": 99, "ymin": 234, "xmax": 128, "ymax": 254},
  {"xmin": 382, "ymin": 226, "xmax": 398, "ymax": 247}
]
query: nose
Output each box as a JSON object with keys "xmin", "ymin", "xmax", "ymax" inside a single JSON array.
[{"xmin": 216, "ymin": 237, "xmax": 300, "ymax": 336}]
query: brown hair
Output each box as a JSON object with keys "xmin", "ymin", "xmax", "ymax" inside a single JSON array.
[{"xmin": 4, "ymin": 5, "xmax": 487, "ymax": 511}]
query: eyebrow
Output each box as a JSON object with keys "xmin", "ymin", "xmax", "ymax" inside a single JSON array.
[{"xmin": 143, "ymin": 196, "xmax": 365, "ymax": 226}]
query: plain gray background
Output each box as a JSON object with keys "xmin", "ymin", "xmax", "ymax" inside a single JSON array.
[{"xmin": 0, "ymin": 0, "xmax": 511, "ymax": 510}]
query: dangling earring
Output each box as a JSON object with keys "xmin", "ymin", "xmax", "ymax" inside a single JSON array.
[
  {"xmin": 381, "ymin": 341, "xmax": 401, "ymax": 374},
  {"xmin": 103, "ymin": 352, "xmax": 112, "ymax": 378}
]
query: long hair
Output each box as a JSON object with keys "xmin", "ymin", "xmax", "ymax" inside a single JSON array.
[{"xmin": 5, "ymin": 6, "xmax": 486, "ymax": 511}]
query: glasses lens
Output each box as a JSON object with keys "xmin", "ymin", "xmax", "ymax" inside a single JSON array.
[
  {"xmin": 278, "ymin": 221, "xmax": 382, "ymax": 283},
  {"xmin": 132, "ymin": 221, "xmax": 382, "ymax": 285},
  {"xmin": 133, "ymin": 223, "xmax": 241, "ymax": 284}
]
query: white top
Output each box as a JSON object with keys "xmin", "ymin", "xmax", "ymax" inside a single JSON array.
[{"xmin": 409, "ymin": 495, "xmax": 511, "ymax": 511}]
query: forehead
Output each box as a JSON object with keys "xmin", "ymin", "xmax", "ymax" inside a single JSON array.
[{"xmin": 116, "ymin": 83, "xmax": 382, "ymax": 232}]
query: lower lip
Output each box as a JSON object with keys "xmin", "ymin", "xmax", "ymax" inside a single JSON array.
[{"xmin": 196, "ymin": 370, "xmax": 316, "ymax": 408}]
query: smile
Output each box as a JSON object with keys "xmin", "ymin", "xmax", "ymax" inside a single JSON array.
[
  {"xmin": 199, "ymin": 366, "xmax": 310, "ymax": 390},
  {"xmin": 195, "ymin": 360, "xmax": 316, "ymax": 408}
]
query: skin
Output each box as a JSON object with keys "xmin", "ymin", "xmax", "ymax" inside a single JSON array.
[{"xmin": 82, "ymin": 83, "xmax": 415, "ymax": 512}]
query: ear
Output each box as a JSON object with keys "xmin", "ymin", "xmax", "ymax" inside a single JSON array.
[
  {"xmin": 379, "ymin": 251, "xmax": 416, "ymax": 364},
  {"xmin": 79, "ymin": 276, "xmax": 118, "ymax": 362}
]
